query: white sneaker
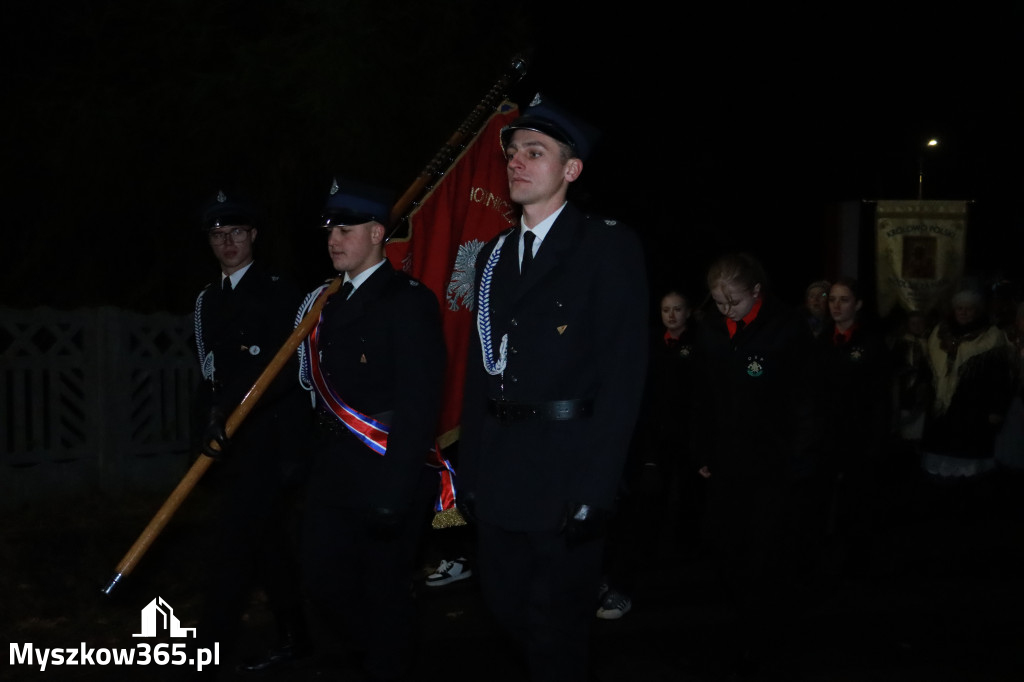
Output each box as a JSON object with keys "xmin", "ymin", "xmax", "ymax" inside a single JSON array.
[
  {"xmin": 425, "ymin": 557, "xmax": 472, "ymax": 587},
  {"xmin": 596, "ymin": 587, "xmax": 632, "ymax": 619}
]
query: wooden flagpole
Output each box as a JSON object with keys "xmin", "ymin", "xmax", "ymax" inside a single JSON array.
[{"xmin": 387, "ymin": 54, "xmax": 528, "ymax": 231}]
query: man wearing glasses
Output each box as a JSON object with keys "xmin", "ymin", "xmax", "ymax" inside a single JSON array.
[{"xmin": 191, "ymin": 190, "xmax": 314, "ymax": 675}]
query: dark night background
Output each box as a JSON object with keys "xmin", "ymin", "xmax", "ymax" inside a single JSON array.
[
  {"xmin": 3, "ymin": 6, "xmax": 1024, "ymax": 680},
  {"xmin": 2, "ymin": 1, "xmax": 1022, "ymax": 314}
]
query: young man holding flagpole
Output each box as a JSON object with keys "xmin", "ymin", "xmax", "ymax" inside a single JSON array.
[{"xmin": 297, "ymin": 178, "xmax": 446, "ymax": 682}]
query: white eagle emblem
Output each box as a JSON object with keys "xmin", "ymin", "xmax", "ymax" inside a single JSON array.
[{"xmin": 447, "ymin": 239, "xmax": 486, "ymax": 312}]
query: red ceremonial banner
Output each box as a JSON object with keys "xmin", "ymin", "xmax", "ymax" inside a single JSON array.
[{"xmin": 386, "ymin": 101, "xmax": 520, "ymax": 448}]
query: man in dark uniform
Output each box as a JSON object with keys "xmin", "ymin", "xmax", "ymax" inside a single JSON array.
[
  {"xmin": 297, "ymin": 179, "xmax": 445, "ymax": 682},
  {"xmin": 191, "ymin": 190, "xmax": 313, "ymax": 674},
  {"xmin": 458, "ymin": 95, "xmax": 649, "ymax": 682}
]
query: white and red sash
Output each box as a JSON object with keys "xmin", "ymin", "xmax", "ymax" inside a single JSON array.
[
  {"xmin": 306, "ymin": 319, "xmax": 390, "ymax": 455},
  {"xmin": 300, "ymin": 299, "xmax": 457, "ymax": 514}
]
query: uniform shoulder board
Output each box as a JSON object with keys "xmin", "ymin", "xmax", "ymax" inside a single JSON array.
[{"xmin": 386, "ymin": 268, "xmax": 420, "ymax": 291}]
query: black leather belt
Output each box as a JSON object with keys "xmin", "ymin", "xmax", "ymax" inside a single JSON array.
[{"xmin": 487, "ymin": 399, "xmax": 593, "ymax": 422}]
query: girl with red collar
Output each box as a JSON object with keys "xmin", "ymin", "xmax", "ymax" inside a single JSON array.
[{"xmin": 811, "ymin": 277, "xmax": 895, "ymax": 577}]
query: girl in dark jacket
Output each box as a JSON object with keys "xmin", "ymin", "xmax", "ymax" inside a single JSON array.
[
  {"xmin": 692, "ymin": 253, "xmax": 815, "ymax": 675},
  {"xmin": 809, "ymin": 277, "xmax": 894, "ymax": 574}
]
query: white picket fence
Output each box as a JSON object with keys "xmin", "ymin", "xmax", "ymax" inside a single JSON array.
[{"xmin": 1, "ymin": 307, "xmax": 199, "ymax": 507}]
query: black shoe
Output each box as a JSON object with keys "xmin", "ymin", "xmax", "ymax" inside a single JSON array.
[{"xmin": 237, "ymin": 641, "xmax": 313, "ymax": 673}]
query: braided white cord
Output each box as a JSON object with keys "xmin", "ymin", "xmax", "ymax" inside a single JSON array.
[
  {"xmin": 476, "ymin": 234, "xmax": 509, "ymax": 376},
  {"xmin": 193, "ymin": 288, "xmax": 207, "ymax": 365},
  {"xmin": 296, "ymin": 283, "xmax": 329, "ymax": 394}
]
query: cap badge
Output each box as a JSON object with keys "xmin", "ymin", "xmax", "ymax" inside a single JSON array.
[{"xmin": 216, "ymin": 190, "xmax": 227, "ymax": 204}]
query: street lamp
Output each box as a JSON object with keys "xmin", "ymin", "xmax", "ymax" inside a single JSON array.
[{"xmin": 918, "ymin": 138, "xmax": 940, "ymax": 200}]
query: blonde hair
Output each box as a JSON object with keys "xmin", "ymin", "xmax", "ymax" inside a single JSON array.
[{"xmin": 706, "ymin": 253, "xmax": 766, "ymax": 293}]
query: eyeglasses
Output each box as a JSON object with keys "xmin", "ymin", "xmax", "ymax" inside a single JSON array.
[{"xmin": 208, "ymin": 227, "xmax": 252, "ymax": 244}]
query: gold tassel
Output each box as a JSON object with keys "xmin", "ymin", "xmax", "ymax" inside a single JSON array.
[{"xmin": 431, "ymin": 507, "xmax": 467, "ymax": 529}]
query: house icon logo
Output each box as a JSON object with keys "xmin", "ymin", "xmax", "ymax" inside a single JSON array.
[{"xmin": 132, "ymin": 597, "xmax": 197, "ymax": 638}]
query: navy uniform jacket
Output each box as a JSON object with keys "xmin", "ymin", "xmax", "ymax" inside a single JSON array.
[
  {"xmin": 459, "ymin": 202, "xmax": 649, "ymax": 532},
  {"xmin": 192, "ymin": 262, "xmax": 309, "ymax": 477},
  {"xmin": 303, "ymin": 261, "xmax": 446, "ymax": 515}
]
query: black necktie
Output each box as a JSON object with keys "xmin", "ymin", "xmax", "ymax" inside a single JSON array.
[
  {"xmin": 521, "ymin": 229, "xmax": 535, "ymax": 277},
  {"xmin": 340, "ymin": 281, "xmax": 354, "ymax": 300},
  {"xmin": 222, "ymin": 277, "xmax": 233, "ymax": 293}
]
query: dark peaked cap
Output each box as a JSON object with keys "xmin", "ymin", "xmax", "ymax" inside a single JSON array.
[
  {"xmin": 201, "ymin": 190, "xmax": 260, "ymax": 231},
  {"xmin": 319, "ymin": 177, "xmax": 396, "ymax": 228},
  {"xmin": 500, "ymin": 92, "xmax": 600, "ymax": 161}
]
